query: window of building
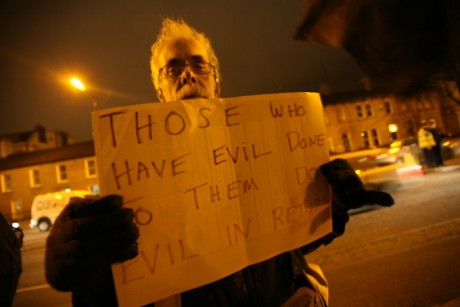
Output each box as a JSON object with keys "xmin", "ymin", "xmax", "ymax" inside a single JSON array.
[
  {"xmin": 1, "ymin": 174, "xmax": 12, "ymax": 193},
  {"xmin": 11, "ymin": 200, "xmax": 23, "ymax": 220},
  {"xmin": 384, "ymin": 101, "xmax": 393, "ymax": 114},
  {"xmin": 90, "ymin": 184, "xmax": 100, "ymax": 195},
  {"xmin": 361, "ymin": 130, "xmax": 371, "ymax": 148},
  {"xmin": 365, "ymin": 103, "xmax": 374, "ymax": 117},
  {"xmin": 337, "ymin": 105, "xmax": 346, "ymax": 122},
  {"xmin": 371, "ymin": 128, "xmax": 380, "ymax": 146},
  {"xmin": 356, "ymin": 104, "xmax": 364, "ymax": 119},
  {"xmin": 406, "ymin": 120, "xmax": 415, "ymax": 137},
  {"xmin": 56, "ymin": 164, "xmax": 68, "ymax": 183},
  {"xmin": 29, "ymin": 168, "xmax": 41, "ymax": 188},
  {"xmin": 424, "ymin": 99, "xmax": 433, "ymax": 109},
  {"xmin": 341, "ymin": 133, "xmax": 351, "ymax": 152},
  {"xmin": 85, "ymin": 159, "xmax": 97, "ymax": 178}
]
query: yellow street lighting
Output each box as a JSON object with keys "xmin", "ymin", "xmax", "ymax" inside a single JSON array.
[
  {"xmin": 388, "ymin": 123, "xmax": 399, "ymax": 141},
  {"xmin": 388, "ymin": 124, "xmax": 398, "ymax": 133},
  {"xmin": 70, "ymin": 77, "xmax": 87, "ymax": 91},
  {"xmin": 69, "ymin": 77, "xmax": 97, "ymax": 108}
]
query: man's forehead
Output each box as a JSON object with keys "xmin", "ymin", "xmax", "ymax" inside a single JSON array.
[{"xmin": 159, "ymin": 37, "xmax": 209, "ymax": 65}]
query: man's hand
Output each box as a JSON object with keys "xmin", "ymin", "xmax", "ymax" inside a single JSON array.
[
  {"xmin": 320, "ymin": 158, "xmax": 394, "ymax": 237},
  {"xmin": 45, "ymin": 194, "xmax": 139, "ymax": 303}
]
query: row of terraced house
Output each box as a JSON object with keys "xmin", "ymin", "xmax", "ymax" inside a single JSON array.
[{"xmin": 1, "ymin": 80, "xmax": 460, "ymax": 221}]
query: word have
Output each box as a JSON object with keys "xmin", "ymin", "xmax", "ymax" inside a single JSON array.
[
  {"xmin": 111, "ymin": 153, "xmax": 190, "ymax": 190},
  {"xmin": 100, "ymin": 105, "xmax": 245, "ymax": 148}
]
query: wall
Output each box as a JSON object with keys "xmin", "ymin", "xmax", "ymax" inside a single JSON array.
[{"xmin": 0, "ymin": 156, "xmax": 98, "ymax": 220}]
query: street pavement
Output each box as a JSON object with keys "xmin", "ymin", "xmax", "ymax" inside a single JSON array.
[
  {"xmin": 309, "ymin": 154, "xmax": 460, "ymax": 307},
  {"xmin": 13, "ymin": 155, "xmax": 460, "ymax": 306}
]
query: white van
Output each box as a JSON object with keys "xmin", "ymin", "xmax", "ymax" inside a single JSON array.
[{"xmin": 30, "ymin": 189, "xmax": 93, "ymax": 232}]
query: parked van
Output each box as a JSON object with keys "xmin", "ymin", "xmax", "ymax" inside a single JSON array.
[{"xmin": 30, "ymin": 189, "xmax": 93, "ymax": 232}]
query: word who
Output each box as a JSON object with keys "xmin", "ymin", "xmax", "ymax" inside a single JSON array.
[{"xmin": 270, "ymin": 102, "xmax": 306, "ymax": 118}]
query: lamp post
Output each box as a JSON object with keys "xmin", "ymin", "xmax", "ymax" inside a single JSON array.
[
  {"xmin": 69, "ymin": 77, "xmax": 98, "ymax": 108},
  {"xmin": 388, "ymin": 123, "xmax": 398, "ymax": 141}
]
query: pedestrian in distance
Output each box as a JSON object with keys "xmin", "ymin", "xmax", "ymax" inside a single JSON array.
[
  {"xmin": 427, "ymin": 119, "xmax": 446, "ymax": 167},
  {"xmin": 417, "ymin": 120, "xmax": 437, "ymax": 168}
]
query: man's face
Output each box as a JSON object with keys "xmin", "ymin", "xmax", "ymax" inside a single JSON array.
[{"xmin": 156, "ymin": 38, "xmax": 218, "ymax": 102}]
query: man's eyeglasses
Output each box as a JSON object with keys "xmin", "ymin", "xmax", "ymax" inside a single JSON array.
[{"xmin": 159, "ymin": 62, "xmax": 215, "ymax": 78}]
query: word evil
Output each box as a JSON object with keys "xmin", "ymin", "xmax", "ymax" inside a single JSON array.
[
  {"xmin": 120, "ymin": 197, "xmax": 329, "ymax": 285},
  {"xmin": 110, "ymin": 132, "xmax": 325, "ymax": 191}
]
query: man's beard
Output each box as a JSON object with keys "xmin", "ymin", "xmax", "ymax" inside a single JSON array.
[{"xmin": 176, "ymin": 85, "xmax": 209, "ymax": 100}]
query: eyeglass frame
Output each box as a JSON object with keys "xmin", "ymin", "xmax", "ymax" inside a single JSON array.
[{"xmin": 158, "ymin": 62, "xmax": 216, "ymax": 87}]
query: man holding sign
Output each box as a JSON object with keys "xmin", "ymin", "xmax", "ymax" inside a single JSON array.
[{"xmin": 45, "ymin": 19, "xmax": 393, "ymax": 306}]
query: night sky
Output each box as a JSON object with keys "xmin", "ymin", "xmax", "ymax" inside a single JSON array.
[{"xmin": 0, "ymin": 1, "xmax": 367, "ymax": 142}]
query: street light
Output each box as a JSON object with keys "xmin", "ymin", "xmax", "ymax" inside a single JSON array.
[
  {"xmin": 388, "ymin": 123, "xmax": 398, "ymax": 140},
  {"xmin": 70, "ymin": 77, "xmax": 86, "ymax": 91},
  {"xmin": 69, "ymin": 77, "xmax": 98, "ymax": 108}
]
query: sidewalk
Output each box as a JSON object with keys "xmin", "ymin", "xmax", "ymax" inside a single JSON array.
[
  {"xmin": 427, "ymin": 156, "xmax": 460, "ymax": 307},
  {"xmin": 425, "ymin": 155, "xmax": 460, "ymax": 173},
  {"xmin": 443, "ymin": 155, "xmax": 460, "ymax": 167}
]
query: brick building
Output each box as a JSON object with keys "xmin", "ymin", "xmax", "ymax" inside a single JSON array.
[
  {"xmin": 0, "ymin": 125, "xmax": 74, "ymax": 159},
  {"xmin": 322, "ymin": 80, "xmax": 460, "ymax": 154},
  {"xmin": 0, "ymin": 141, "xmax": 98, "ymax": 220},
  {"xmin": 1, "ymin": 81, "xmax": 459, "ymax": 220}
]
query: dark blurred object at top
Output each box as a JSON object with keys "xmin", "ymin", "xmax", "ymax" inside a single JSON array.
[{"xmin": 295, "ymin": 0, "xmax": 460, "ymax": 95}]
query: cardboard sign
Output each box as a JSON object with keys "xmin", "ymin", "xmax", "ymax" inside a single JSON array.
[{"xmin": 92, "ymin": 92, "xmax": 332, "ymax": 307}]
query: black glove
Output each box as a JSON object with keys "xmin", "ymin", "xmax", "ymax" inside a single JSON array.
[
  {"xmin": 45, "ymin": 194, "xmax": 139, "ymax": 305},
  {"xmin": 320, "ymin": 158, "xmax": 394, "ymax": 239}
]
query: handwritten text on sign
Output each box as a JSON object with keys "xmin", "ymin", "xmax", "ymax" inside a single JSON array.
[{"xmin": 92, "ymin": 92, "xmax": 332, "ymax": 307}]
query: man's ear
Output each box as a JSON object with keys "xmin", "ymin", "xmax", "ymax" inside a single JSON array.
[
  {"xmin": 157, "ymin": 88, "xmax": 164, "ymax": 102},
  {"xmin": 215, "ymin": 78, "xmax": 221, "ymax": 98}
]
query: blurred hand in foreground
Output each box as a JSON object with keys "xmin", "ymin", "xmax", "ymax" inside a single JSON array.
[
  {"xmin": 320, "ymin": 158, "xmax": 394, "ymax": 238},
  {"xmin": 45, "ymin": 195, "xmax": 138, "ymax": 304}
]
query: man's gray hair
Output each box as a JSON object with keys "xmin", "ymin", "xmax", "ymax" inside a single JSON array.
[{"xmin": 150, "ymin": 18, "xmax": 221, "ymax": 93}]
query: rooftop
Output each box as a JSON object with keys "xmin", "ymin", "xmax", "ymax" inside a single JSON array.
[{"xmin": 0, "ymin": 141, "xmax": 94, "ymax": 171}]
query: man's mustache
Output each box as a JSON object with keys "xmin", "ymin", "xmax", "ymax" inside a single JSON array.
[{"xmin": 177, "ymin": 85, "xmax": 209, "ymax": 100}]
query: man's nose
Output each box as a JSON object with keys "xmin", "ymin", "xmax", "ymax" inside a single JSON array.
[{"xmin": 180, "ymin": 67, "xmax": 196, "ymax": 85}]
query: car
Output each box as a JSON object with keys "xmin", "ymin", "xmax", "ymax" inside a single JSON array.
[
  {"xmin": 29, "ymin": 189, "xmax": 93, "ymax": 232},
  {"xmin": 374, "ymin": 136, "xmax": 457, "ymax": 167},
  {"xmin": 374, "ymin": 138, "xmax": 423, "ymax": 166},
  {"xmin": 331, "ymin": 149, "xmax": 403, "ymax": 192},
  {"xmin": 330, "ymin": 149, "xmax": 404, "ymax": 214},
  {"xmin": 441, "ymin": 135, "xmax": 460, "ymax": 159}
]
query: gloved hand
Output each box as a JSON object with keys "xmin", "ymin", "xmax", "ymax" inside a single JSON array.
[
  {"xmin": 319, "ymin": 158, "xmax": 394, "ymax": 239},
  {"xmin": 45, "ymin": 194, "xmax": 139, "ymax": 305}
]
